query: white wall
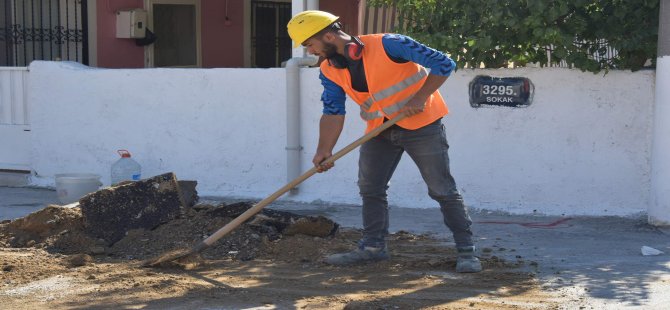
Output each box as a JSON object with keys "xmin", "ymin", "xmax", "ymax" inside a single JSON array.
[
  {"xmin": 27, "ymin": 61, "xmax": 655, "ymax": 216},
  {"xmin": 443, "ymin": 68, "xmax": 654, "ymax": 215}
]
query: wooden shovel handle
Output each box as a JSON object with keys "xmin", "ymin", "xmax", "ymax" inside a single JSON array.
[{"xmin": 201, "ymin": 113, "xmax": 406, "ymax": 246}]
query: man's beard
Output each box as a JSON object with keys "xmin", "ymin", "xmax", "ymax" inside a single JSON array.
[{"xmin": 322, "ymin": 41, "xmax": 339, "ymax": 59}]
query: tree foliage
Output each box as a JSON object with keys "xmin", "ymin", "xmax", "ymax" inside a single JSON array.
[{"xmin": 368, "ymin": 0, "xmax": 659, "ymax": 72}]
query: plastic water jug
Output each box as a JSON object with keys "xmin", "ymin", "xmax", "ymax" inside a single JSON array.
[{"xmin": 111, "ymin": 149, "xmax": 142, "ymax": 185}]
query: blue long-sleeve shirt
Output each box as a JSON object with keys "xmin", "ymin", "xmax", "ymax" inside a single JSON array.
[{"xmin": 320, "ymin": 34, "xmax": 456, "ymax": 115}]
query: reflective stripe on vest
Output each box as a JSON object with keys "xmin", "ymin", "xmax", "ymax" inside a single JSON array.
[
  {"xmin": 382, "ymin": 94, "xmax": 413, "ymax": 115},
  {"xmin": 362, "ymin": 97, "xmax": 374, "ymax": 111},
  {"xmin": 358, "ymin": 67, "xmax": 428, "ymax": 120},
  {"xmin": 372, "ymin": 67, "xmax": 427, "ymax": 102},
  {"xmin": 360, "ymin": 109, "xmax": 382, "ymax": 120}
]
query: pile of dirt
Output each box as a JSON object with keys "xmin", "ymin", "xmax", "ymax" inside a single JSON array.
[
  {"xmin": 0, "ymin": 202, "xmax": 521, "ymax": 270},
  {"xmin": 0, "ymin": 206, "xmax": 98, "ymax": 254},
  {"xmin": 1, "ymin": 202, "xmax": 548, "ymax": 309},
  {"xmin": 0, "ymin": 202, "xmax": 340, "ymax": 262}
]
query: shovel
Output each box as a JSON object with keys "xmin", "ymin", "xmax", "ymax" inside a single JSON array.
[{"xmin": 142, "ymin": 113, "xmax": 406, "ymax": 267}]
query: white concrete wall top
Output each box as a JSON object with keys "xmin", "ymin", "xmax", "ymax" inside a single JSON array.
[{"xmin": 27, "ymin": 61, "xmax": 655, "ymax": 216}]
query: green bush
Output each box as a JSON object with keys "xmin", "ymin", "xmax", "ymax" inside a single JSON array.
[{"xmin": 368, "ymin": 0, "xmax": 659, "ymax": 72}]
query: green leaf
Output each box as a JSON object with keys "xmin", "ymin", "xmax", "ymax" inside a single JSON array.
[{"xmin": 369, "ymin": 0, "xmax": 659, "ymax": 72}]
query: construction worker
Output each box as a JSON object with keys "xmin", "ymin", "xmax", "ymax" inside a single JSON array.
[{"xmin": 287, "ymin": 10, "xmax": 481, "ymax": 273}]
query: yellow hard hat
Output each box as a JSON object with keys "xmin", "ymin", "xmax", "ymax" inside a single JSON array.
[{"xmin": 287, "ymin": 10, "xmax": 339, "ymax": 48}]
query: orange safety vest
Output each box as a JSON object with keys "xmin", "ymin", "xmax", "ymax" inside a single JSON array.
[{"xmin": 320, "ymin": 34, "xmax": 449, "ymax": 133}]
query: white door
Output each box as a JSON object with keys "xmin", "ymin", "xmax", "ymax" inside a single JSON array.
[
  {"xmin": 144, "ymin": 0, "xmax": 202, "ymax": 68},
  {"xmin": 0, "ymin": 68, "xmax": 30, "ymax": 171}
]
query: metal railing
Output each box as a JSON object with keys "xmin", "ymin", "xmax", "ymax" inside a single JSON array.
[
  {"xmin": 360, "ymin": 1, "xmax": 398, "ymax": 34},
  {"xmin": 1, "ymin": 0, "xmax": 88, "ymax": 67},
  {"xmin": 545, "ymin": 40, "xmax": 620, "ymax": 68}
]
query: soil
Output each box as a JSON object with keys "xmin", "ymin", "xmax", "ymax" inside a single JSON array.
[{"xmin": 0, "ymin": 203, "xmax": 559, "ymax": 309}]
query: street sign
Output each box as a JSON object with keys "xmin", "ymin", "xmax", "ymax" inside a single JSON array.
[{"xmin": 469, "ymin": 75, "xmax": 534, "ymax": 108}]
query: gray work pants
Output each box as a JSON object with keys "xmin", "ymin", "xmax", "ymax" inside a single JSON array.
[{"xmin": 357, "ymin": 119, "xmax": 474, "ymax": 248}]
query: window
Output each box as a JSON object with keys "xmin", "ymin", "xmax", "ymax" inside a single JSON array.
[
  {"xmin": 145, "ymin": 0, "xmax": 201, "ymax": 68},
  {"xmin": 251, "ymin": 1, "xmax": 290, "ymax": 68},
  {"xmin": 0, "ymin": 0, "xmax": 87, "ymax": 67}
]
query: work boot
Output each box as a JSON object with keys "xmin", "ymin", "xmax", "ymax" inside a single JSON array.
[
  {"xmin": 324, "ymin": 242, "xmax": 389, "ymax": 266},
  {"xmin": 456, "ymin": 246, "xmax": 482, "ymax": 273}
]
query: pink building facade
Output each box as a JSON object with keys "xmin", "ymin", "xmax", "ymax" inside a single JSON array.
[{"xmin": 93, "ymin": 0, "xmax": 361, "ymax": 69}]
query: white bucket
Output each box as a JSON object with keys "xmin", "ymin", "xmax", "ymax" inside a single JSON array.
[{"xmin": 55, "ymin": 173, "xmax": 102, "ymax": 204}]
